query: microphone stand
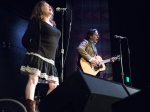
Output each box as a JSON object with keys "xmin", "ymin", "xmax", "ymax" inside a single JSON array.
[
  {"xmin": 117, "ymin": 37, "xmax": 131, "ymax": 96},
  {"xmin": 60, "ymin": 10, "xmax": 65, "ymax": 83},
  {"xmin": 119, "ymin": 38, "xmax": 125, "ymax": 85}
]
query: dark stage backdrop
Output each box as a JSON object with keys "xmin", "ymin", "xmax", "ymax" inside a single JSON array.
[
  {"xmin": 66, "ymin": 0, "xmax": 150, "ymax": 89},
  {"xmin": 66, "ymin": 0, "xmax": 113, "ymax": 80},
  {"xmin": 108, "ymin": 0, "xmax": 150, "ymax": 88}
]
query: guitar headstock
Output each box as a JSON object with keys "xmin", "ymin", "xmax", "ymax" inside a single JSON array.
[{"xmin": 115, "ymin": 55, "xmax": 120, "ymax": 61}]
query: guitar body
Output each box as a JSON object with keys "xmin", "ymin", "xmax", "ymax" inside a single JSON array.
[{"xmin": 80, "ymin": 56, "xmax": 106, "ymax": 76}]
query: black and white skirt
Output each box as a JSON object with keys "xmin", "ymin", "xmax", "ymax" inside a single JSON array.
[{"xmin": 20, "ymin": 52, "xmax": 59, "ymax": 85}]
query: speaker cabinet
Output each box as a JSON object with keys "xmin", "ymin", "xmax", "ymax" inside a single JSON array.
[
  {"xmin": 112, "ymin": 87, "xmax": 150, "ymax": 112},
  {"xmin": 38, "ymin": 71, "xmax": 139, "ymax": 112}
]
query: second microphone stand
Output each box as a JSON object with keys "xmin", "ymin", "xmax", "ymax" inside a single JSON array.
[
  {"xmin": 60, "ymin": 10, "xmax": 65, "ymax": 83},
  {"xmin": 118, "ymin": 37, "xmax": 131, "ymax": 96}
]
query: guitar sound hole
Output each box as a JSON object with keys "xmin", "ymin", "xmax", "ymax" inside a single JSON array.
[{"xmin": 94, "ymin": 65, "xmax": 102, "ymax": 71}]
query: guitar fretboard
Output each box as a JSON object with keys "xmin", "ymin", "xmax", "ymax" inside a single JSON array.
[{"xmin": 99, "ymin": 59, "xmax": 111, "ymax": 64}]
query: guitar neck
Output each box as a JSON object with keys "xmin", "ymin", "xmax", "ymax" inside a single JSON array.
[{"xmin": 100, "ymin": 59, "xmax": 111, "ymax": 64}]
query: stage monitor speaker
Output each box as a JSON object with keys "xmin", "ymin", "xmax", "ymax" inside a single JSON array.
[
  {"xmin": 112, "ymin": 86, "xmax": 150, "ymax": 112},
  {"xmin": 38, "ymin": 71, "xmax": 139, "ymax": 112}
]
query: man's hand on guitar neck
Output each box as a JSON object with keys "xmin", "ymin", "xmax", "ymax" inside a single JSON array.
[{"xmin": 110, "ymin": 57, "xmax": 117, "ymax": 63}]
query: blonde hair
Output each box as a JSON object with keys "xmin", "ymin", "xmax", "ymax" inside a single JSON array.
[{"xmin": 30, "ymin": 1, "xmax": 56, "ymax": 25}]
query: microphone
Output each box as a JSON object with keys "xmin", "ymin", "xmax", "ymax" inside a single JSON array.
[
  {"xmin": 114, "ymin": 35, "xmax": 126, "ymax": 39},
  {"xmin": 56, "ymin": 7, "xmax": 69, "ymax": 12}
]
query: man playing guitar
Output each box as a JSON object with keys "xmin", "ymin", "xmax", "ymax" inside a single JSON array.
[{"xmin": 76, "ymin": 29, "xmax": 118, "ymax": 76}]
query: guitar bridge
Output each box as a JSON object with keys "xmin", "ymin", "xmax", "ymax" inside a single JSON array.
[{"xmin": 91, "ymin": 62, "xmax": 102, "ymax": 71}]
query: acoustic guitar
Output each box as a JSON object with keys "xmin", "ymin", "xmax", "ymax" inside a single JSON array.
[{"xmin": 80, "ymin": 55, "xmax": 120, "ymax": 76}]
